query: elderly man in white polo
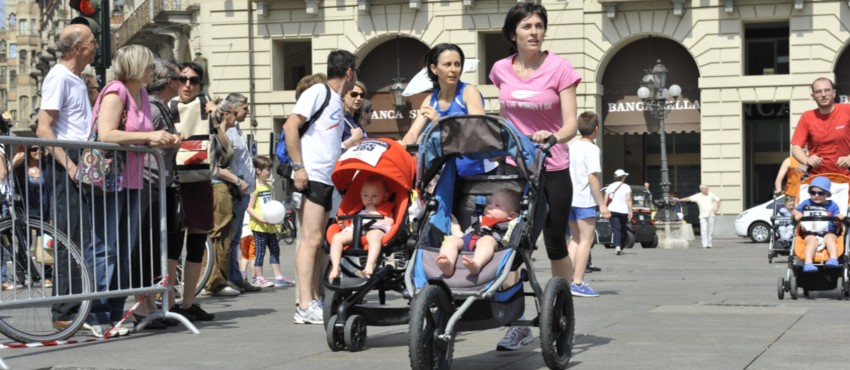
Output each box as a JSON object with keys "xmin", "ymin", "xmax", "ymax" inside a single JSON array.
[{"xmin": 677, "ymin": 185, "xmax": 721, "ymax": 248}]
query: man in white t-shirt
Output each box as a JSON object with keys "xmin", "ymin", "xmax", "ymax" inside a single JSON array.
[
  {"xmin": 284, "ymin": 50, "xmax": 358, "ymax": 325},
  {"xmin": 607, "ymin": 169, "xmax": 633, "ymax": 255},
  {"xmin": 568, "ymin": 112, "xmax": 609, "ymax": 297},
  {"xmin": 35, "ymin": 24, "xmax": 96, "ymax": 330},
  {"xmin": 677, "ymin": 185, "xmax": 722, "ymax": 248}
]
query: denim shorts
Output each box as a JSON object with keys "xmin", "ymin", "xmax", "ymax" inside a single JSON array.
[{"xmin": 569, "ymin": 206, "xmax": 597, "ymax": 222}]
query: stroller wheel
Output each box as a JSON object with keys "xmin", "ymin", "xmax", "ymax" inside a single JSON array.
[
  {"xmin": 789, "ymin": 275, "xmax": 798, "ymax": 300},
  {"xmin": 409, "ymin": 284, "xmax": 453, "ymax": 370},
  {"xmin": 803, "ymin": 289, "xmax": 810, "ymax": 298},
  {"xmin": 326, "ymin": 315, "xmax": 346, "ymax": 351},
  {"xmin": 323, "ymin": 290, "xmax": 349, "ymax": 325},
  {"xmin": 540, "ymin": 277, "xmax": 575, "ymax": 370},
  {"xmin": 777, "ymin": 277, "xmax": 785, "ymax": 300},
  {"xmin": 835, "ymin": 277, "xmax": 844, "ymax": 301},
  {"xmin": 344, "ymin": 314, "xmax": 367, "ymax": 351}
]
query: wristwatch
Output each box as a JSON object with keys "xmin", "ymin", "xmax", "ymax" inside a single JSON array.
[{"xmin": 291, "ymin": 162, "xmax": 305, "ymax": 172}]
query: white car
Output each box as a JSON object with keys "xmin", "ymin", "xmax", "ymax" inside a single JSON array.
[{"xmin": 734, "ymin": 195, "xmax": 785, "ymax": 243}]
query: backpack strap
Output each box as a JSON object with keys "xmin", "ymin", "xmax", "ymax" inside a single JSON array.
[
  {"xmin": 298, "ymin": 83, "xmax": 332, "ymax": 137},
  {"xmin": 169, "ymin": 100, "xmax": 180, "ymax": 123},
  {"xmin": 199, "ymin": 95, "xmax": 209, "ymax": 120}
]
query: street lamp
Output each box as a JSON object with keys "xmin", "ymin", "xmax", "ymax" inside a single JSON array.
[
  {"xmin": 389, "ymin": 36, "xmax": 407, "ymax": 108},
  {"xmin": 637, "ymin": 59, "xmax": 682, "ymax": 223}
]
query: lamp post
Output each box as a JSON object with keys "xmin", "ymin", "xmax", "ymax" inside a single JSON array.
[
  {"xmin": 637, "ymin": 59, "xmax": 682, "ymax": 223},
  {"xmin": 388, "ymin": 36, "xmax": 407, "ymax": 108}
]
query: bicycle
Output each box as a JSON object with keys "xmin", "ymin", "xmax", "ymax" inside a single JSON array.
[
  {"xmin": 0, "ymin": 214, "xmax": 92, "ymax": 343},
  {"xmin": 278, "ymin": 197, "xmax": 298, "ymax": 245}
]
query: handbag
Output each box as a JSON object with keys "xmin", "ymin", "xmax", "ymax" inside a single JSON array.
[
  {"xmin": 165, "ymin": 180, "xmax": 185, "ymax": 233},
  {"xmin": 606, "ymin": 182, "xmax": 626, "ymax": 207},
  {"xmin": 77, "ymin": 82, "xmax": 129, "ymax": 192},
  {"xmin": 172, "ymin": 97, "xmax": 221, "ymax": 183},
  {"xmin": 34, "ymin": 234, "xmax": 55, "ymax": 265}
]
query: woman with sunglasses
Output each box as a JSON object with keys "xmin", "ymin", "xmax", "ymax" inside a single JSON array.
[
  {"xmin": 85, "ymin": 45, "xmax": 180, "ymax": 336},
  {"xmin": 341, "ymin": 81, "xmax": 368, "ymax": 150}
]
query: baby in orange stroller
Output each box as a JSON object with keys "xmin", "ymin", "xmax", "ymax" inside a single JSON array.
[
  {"xmin": 792, "ymin": 176, "xmax": 844, "ymax": 272},
  {"xmin": 328, "ymin": 175, "xmax": 395, "ymax": 280}
]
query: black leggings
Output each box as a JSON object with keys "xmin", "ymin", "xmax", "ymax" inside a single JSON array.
[
  {"xmin": 167, "ymin": 232, "xmax": 206, "ymax": 264},
  {"xmin": 541, "ymin": 168, "xmax": 573, "ymax": 260},
  {"xmin": 503, "ymin": 166, "xmax": 573, "ymax": 260}
]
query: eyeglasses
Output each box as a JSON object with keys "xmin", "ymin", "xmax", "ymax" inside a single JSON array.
[
  {"xmin": 178, "ymin": 76, "xmax": 201, "ymax": 86},
  {"xmin": 813, "ymin": 88, "xmax": 834, "ymax": 96},
  {"xmin": 809, "ymin": 190, "xmax": 829, "ymax": 196},
  {"xmin": 349, "ymin": 91, "xmax": 364, "ymax": 99}
]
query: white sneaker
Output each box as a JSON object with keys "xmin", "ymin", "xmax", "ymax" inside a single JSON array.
[
  {"xmin": 615, "ymin": 246, "xmax": 622, "ymax": 255},
  {"xmin": 293, "ymin": 300, "xmax": 323, "ymax": 324},
  {"xmin": 496, "ymin": 326, "xmax": 534, "ymax": 351}
]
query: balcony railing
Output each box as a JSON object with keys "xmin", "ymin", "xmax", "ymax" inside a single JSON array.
[{"xmin": 111, "ymin": 0, "xmax": 187, "ymax": 51}]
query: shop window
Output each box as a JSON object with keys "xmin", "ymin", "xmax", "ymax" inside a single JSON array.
[
  {"xmin": 272, "ymin": 39, "xmax": 311, "ymax": 91},
  {"xmin": 744, "ymin": 22, "xmax": 789, "ymax": 76},
  {"xmin": 743, "ymin": 102, "xmax": 789, "ymax": 207},
  {"xmin": 479, "ymin": 32, "xmax": 513, "ymax": 85},
  {"xmin": 645, "ymin": 132, "xmax": 699, "ymax": 154}
]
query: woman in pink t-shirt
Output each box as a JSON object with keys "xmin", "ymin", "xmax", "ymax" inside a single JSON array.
[
  {"xmin": 86, "ymin": 45, "xmax": 181, "ymax": 330},
  {"xmin": 488, "ymin": 2, "xmax": 581, "ymax": 351}
]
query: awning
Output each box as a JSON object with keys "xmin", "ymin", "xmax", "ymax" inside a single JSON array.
[{"xmin": 603, "ymin": 95, "xmax": 701, "ymax": 135}]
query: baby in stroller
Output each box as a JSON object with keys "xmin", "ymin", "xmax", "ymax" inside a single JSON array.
[
  {"xmin": 776, "ymin": 199, "xmax": 795, "ymax": 243},
  {"xmin": 436, "ymin": 188, "xmax": 520, "ymax": 276},
  {"xmin": 328, "ymin": 175, "xmax": 394, "ymax": 280},
  {"xmin": 792, "ymin": 176, "xmax": 844, "ymax": 272}
]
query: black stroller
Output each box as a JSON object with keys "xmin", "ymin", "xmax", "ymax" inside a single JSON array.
[{"xmin": 405, "ymin": 115, "xmax": 575, "ymax": 369}]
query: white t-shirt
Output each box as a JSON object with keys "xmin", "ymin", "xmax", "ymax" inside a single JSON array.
[
  {"xmin": 688, "ymin": 192, "xmax": 720, "ymax": 218},
  {"xmin": 569, "ymin": 140, "xmax": 601, "ymax": 208},
  {"xmin": 606, "ymin": 181, "xmax": 631, "ymax": 214},
  {"xmin": 40, "ymin": 64, "xmax": 91, "ymax": 141},
  {"xmin": 290, "ymin": 83, "xmax": 344, "ymax": 186}
]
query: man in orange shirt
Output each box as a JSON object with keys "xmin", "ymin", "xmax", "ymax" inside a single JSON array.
[{"xmin": 791, "ymin": 77, "xmax": 850, "ymax": 175}]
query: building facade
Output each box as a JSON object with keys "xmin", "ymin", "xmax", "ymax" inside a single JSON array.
[
  {"xmin": 107, "ymin": 0, "xmax": 850, "ymax": 230},
  {"xmin": 1, "ymin": 0, "xmax": 41, "ymax": 131}
]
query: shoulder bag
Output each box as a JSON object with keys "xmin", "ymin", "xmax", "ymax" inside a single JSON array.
[
  {"xmin": 173, "ymin": 97, "xmax": 221, "ymax": 183},
  {"xmin": 76, "ymin": 82, "xmax": 129, "ymax": 192},
  {"xmin": 606, "ymin": 182, "xmax": 626, "ymax": 207}
]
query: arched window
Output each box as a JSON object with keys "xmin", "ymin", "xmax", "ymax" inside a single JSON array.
[{"xmin": 8, "ymin": 14, "xmax": 16, "ymax": 28}]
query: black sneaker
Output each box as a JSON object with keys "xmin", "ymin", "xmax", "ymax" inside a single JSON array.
[
  {"xmin": 227, "ymin": 281, "xmax": 246, "ymax": 293},
  {"xmin": 170, "ymin": 304, "xmax": 196, "ymax": 322},
  {"xmin": 234, "ymin": 279, "xmax": 261, "ymax": 293},
  {"xmin": 183, "ymin": 303, "xmax": 215, "ymax": 321}
]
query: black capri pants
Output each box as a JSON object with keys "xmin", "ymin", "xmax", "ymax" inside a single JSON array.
[{"xmin": 504, "ymin": 166, "xmax": 573, "ymax": 260}]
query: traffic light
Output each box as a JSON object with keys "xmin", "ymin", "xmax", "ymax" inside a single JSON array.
[{"xmin": 69, "ymin": 0, "xmax": 111, "ymax": 70}]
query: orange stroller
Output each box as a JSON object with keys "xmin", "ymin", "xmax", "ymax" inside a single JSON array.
[
  {"xmin": 322, "ymin": 138, "xmax": 418, "ymax": 351},
  {"xmin": 777, "ymin": 173, "xmax": 850, "ymax": 300}
]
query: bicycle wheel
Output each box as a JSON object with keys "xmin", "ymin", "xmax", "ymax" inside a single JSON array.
[
  {"xmin": 0, "ymin": 218, "xmax": 92, "ymax": 343},
  {"xmin": 281, "ymin": 216, "xmax": 297, "ymax": 245},
  {"xmin": 176, "ymin": 235, "xmax": 214, "ymax": 299}
]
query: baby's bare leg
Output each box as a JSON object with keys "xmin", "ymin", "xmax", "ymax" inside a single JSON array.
[
  {"xmin": 437, "ymin": 236, "xmax": 463, "ymax": 277},
  {"xmin": 462, "ymin": 236, "xmax": 496, "ymax": 276},
  {"xmin": 804, "ymin": 234, "xmax": 818, "ymax": 264},
  {"xmin": 364, "ymin": 230, "xmax": 386, "ymax": 277},
  {"xmin": 824, "ymin": 233, "xmax": 839, "ymax": 260},
  {"xmin": 328, "ymin": 230, "xmax": 354, "ymax": 281}
]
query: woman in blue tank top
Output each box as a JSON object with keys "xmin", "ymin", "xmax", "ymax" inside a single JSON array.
[{"xmin": 402, "ymin": 43, "xmax": 485, "ymax": 145}]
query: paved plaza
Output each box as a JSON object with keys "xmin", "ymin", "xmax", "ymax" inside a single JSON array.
[{"xmin": 5, "ymin": 238, "xmax": 850, "ymax": 369}]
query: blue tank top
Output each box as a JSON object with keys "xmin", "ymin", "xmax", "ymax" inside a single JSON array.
[{"xmin": 429, "ymin": 82, "xmax": 493, "ymax": 176}]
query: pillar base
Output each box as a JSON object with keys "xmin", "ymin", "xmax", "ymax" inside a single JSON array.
[{"xmin": 655, "ymin": 221, "xmax": 690, "ymax": 249}]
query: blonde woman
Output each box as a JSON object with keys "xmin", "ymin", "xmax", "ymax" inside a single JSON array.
[{"xmin": 85, "ymin": 44, "xmax": 180, "ymax": 337}]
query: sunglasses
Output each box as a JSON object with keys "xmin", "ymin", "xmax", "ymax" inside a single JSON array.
[
  {"xmin": 178, "ymin": 76, "xmax": 201, "ymax": 86},
  {"xmin": 809, "ymin": 190, "xmax": 829, "ymax": 196},
  {"xmin": 349, "ymin": 91, "xmax": 365, "ymax": 99}
]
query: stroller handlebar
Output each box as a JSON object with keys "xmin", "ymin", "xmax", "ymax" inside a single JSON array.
[{"xmin": 337, "ymin": 214, "xmax": 385, "ymax": 221}]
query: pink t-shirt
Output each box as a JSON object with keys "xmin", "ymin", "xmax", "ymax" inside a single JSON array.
[
  {"xmin": 489, "ymin": 52, "xmax": 581, "ymax": 171},
  {"xmin": 95, "ymin": 81, "xmax": 153, "ymax": 189}
]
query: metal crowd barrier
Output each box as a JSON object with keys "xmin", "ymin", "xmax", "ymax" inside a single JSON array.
[{"xmin": 0, "ymin": 136, "xmax": 199, "ymax": 369}]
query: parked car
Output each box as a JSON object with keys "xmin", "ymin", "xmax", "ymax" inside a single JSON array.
[
  {"xmin": 596, "ymin": 185, "xmax": 659, "ymax": 248},
  {"xmin": 735, "ymin": 195, "xmax": 785, "ymax": 243}
]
